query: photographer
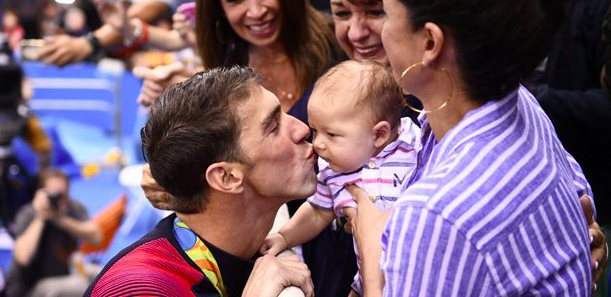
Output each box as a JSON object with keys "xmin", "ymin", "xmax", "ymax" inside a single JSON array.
[{"xmin": 5, "ymin": 169, "xmax": 101, "ymax": 297}]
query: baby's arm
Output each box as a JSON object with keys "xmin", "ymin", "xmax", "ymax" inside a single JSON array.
[{"xmin": 261, "ymin": 202, "xmax": 335, "ymax": 256}]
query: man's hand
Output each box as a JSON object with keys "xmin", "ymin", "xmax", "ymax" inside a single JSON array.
[
  {"xmin": 260, "ymin": 233, "xmax": 288, "ymax": 256},
  {"xmin": 35, "ymin": 35, "xmax": 93, "ymax": 66},
  {"xmin": 242, "ymin": 255, "xmax": 313, "ymax": 297},
  {"xmin": 141, "ymin": 163, "xmax": 173, "ymax": 210},
  {"xmin": 32, "ymin": 190, "xmax": 54, "ymax": 220},
  {"xmin": 133, "ymin": 62, "xmax": 189, "ymax": 106},
  {"xmin": 580, "ymin": 196, "xmax": 608, "ymax": 291}
]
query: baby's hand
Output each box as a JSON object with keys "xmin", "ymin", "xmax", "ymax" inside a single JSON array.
[{"xmin": 260, "ymin": 233, "xmax": 288, "ymax": 256}]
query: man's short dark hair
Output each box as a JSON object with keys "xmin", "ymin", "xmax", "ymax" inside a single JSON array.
[
  {"xmin": 39, "ymin": 169, "xmax": 69, "ymax": 188},
  {"xmin": 141, "ymin": 66, "xmax": 261, "ymax": 213}
]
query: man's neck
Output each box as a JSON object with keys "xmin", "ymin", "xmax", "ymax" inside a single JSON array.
[{"xmin": 176, "ymin": 191, "xmax": 281, "ymax": 260}]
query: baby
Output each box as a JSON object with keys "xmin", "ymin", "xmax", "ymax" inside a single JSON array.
[{"xmin": 261, "ymin": 60, "xmax": 420, "ymax": 296}]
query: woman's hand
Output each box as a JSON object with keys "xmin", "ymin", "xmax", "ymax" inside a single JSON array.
[
  {"xmin": 346, "ymin": 184, "xmax": 390, "ymax": 297},
  {"xmin": 94, "ymin": 0, "xmax": 129, "ymax": 35},
  {"xmin": 172, "ymin": 12, "xmax": 197, "ymax": 48},
  {"xmin": 580, "ymin": 196, "xmax": 608, "ymax": 291},
  {"xmin": 133, "ymin": 62, "xmax": 190, "ymax": 106},
  {"xmin": 141, "ymin": 163, "xmax": 173, "ymax": 210},
  {"xmin": 345, "ymin": 185, "xmax": 391, "ymax": 253}
]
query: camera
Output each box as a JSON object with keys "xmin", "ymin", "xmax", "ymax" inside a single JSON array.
[{"xmin": 47, "ymin": 192, "xmax": 63, "ymax": 209}]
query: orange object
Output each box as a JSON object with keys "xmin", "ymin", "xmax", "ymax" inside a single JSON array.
[{"xmin": 81, "ymin": 194, "xmax": 128, "ymax": 254}]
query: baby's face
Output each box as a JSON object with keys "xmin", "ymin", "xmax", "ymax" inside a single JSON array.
[{"xmin": 307, "ymin": 90, "xmax": 377, "ymax": 173}]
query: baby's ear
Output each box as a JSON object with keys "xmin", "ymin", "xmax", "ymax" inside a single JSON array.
[{"xmin": 372, "ymin": 121, "xmax": 392, "ymax": 149}]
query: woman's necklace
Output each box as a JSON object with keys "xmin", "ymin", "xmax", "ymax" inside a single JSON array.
[
  {"xmin": 250, "ymin": 53, "xmax": 298, "ymax": 108},
  {"xmin": 265, "ymin": 75, "xmax": 295, "ymax": 101}
]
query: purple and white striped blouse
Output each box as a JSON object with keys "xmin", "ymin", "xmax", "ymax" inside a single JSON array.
[{"xmin": 382, "ymin": 86, "xmax": 593, "ymax": 296}]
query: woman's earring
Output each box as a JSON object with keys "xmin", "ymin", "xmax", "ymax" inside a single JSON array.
[{"xmin": 400, "ymin": 62, "xmax": 453, "ymax": 114}]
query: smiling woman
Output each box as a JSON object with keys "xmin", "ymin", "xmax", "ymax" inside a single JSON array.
[
  {"xmin": 331, "ymin": 0, "xmax": 388, "ymax": 64},
  {"xmin": 196, "ymin": 0, "xmax": 341, "ymax": 112}
]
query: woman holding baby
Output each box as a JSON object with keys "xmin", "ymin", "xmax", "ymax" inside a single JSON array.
[{"xmin": 347, "ymin": 0, "xmax": 608, "ymax": 295}]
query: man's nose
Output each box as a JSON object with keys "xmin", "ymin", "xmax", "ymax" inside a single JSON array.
[
  {"xmin": 290, "ymin": 116, "xmax": 311, "ymax": 143},
  {"xmin": 246, "ymin": 0, "xmax": 267, "ymax": 19},
  {"xmin": 348, "ymin": 16, "xmax": 370, "ymax": 43}
]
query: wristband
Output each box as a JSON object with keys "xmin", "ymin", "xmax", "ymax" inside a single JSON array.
[{"xmin": 85, "ymin": 32, "xmax": 102, "ymax": 58}]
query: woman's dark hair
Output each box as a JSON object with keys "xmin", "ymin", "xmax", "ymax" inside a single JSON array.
[
  {"xmin": 196, "ymin": 0, "xmax": 340, "ymax": 97},
  {"xmin": 397, "ymin": 0, "xmax": 569, "ymax": 102}
]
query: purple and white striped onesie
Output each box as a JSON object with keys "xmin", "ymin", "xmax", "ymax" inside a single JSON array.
[{"xmin": 307, "ymin": 117, "xmax": 420, "ymax": 295}]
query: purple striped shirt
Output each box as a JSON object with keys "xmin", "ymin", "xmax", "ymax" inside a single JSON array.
[{"xmin": 382, "ymin": 86, "xmax": 593, "ymax": 296}]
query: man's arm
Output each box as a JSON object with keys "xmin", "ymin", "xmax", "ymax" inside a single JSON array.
[
  {"xmin": 12, "ymin": 191, "xmax": 51, "ymax": 266},
  {"xmin": 36, "ymin": 0, "xmax": 171, "ymax": 66},
  {"xmin": 13, "ymin": 216, "xmax": 45, "ymax": 266},
  {"xmin": 55, "ymin": 216, "xmax": 102, "ymax": 246}
]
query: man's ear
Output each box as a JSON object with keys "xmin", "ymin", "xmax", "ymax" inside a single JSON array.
[
  {"xmin": 421, "ymin": 22, "xmax": 445, "ymax": 67},
  {"xmin": 372, "ymin": 121, "xmax": 392, "ymax": 149},
  {"xmin": 205, "ymin": 162, "xmax": 244, "ymax": 194}
]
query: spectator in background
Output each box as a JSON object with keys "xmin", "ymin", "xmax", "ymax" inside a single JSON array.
[
  {"xmin": 527, "ymin": 0, "xmax": 611, "ymax": 227},
  {"xmin": 1, "ymin": 9, "xmax": 24, "ymax": 52},
  {"xmin": 63, "ymin": 6, "xmax": 89, "ymax": 37},
  {"xmin": 0, "ymin": 38, "xmax": 50, "ymax": 233},
  {"xmin": 526, "ymin": 1, "xmax": 611, "ymax": 294},
  {"xmin": 5, "ymin": 169, "xmax": 102, "ymax": 297},
  {"xmin": 40, "ymin": 1, "xmax": 62, "ymax": 38},
  {"xmin": 35, "ymin": 0, "xmax": 187, "ymax": 66}
]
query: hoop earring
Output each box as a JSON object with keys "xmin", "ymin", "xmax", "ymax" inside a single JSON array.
[
  {"xmin": 400, "ymin": 62, "xmax": 453, "ymax": 114},
  {"xmin": 215, "ymin": 20, "xmax": 229, "ymax": 44}
]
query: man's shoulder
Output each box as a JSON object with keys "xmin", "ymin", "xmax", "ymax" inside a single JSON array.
[
  {"xmin": 10, "ymin": 204, "xmax": 36, "ymax": 235},
  {"xmin": 85, "ymin": 214, "xmax": 208, "ymax": 296},
  {"xmin": 66, "ymin": 199, "xmax": 89, "ymax": 220},
  {"xmin": 88, "ymin": 237, "xmax": 206, "ymax": 296}
]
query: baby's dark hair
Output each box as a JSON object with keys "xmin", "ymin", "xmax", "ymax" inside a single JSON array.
[{"xmin": 314, "ymin": 60, "xmax": 404, "ymax": 127}]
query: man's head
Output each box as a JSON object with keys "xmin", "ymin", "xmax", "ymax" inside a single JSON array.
[
  {"xmin": 142, "ymin": 66, "xmax": 317, "ymax": 213},
  {"xmin": 39, "ymin": 169, "xmax": 70, "ymax": 208},
  {"xmin": 308, "ymin": 60, "xmax": 403, "ymax": 172}
]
